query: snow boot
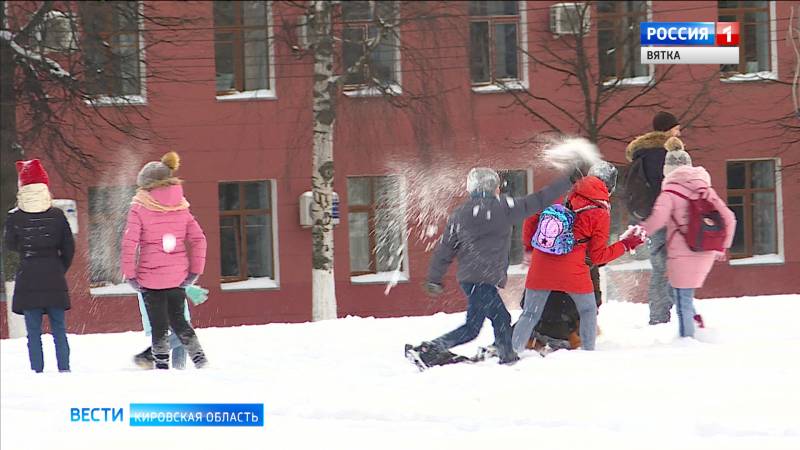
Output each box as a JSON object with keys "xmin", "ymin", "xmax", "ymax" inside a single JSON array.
[
  {"xmin": 133, "ymin": 348, "xmax": 154, "ymax": 369},
  {"xmin": 694, "ymin": 314, "xmax": 705, "ymax": 329}
]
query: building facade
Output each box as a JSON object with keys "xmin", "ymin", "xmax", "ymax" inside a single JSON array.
[{"xmin": 2, "ymin": 1, "xmax": 797, "ymax": 336}]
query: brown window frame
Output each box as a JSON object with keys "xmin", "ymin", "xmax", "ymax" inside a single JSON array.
[
  {"xmin": 596, "ymin": 1, "xmax": 648, "ymax": 82},
  {"xmin": 80, "ymin": 1, "xmax": 141, "ymax": 97},
  {"xmin": 469, "ymin": 1, "xmax": 521, "ymax": 86},
  {"xmin": 726, "ymin": 160, "xmax": 778, "ymax": 259},
  {"xmin": 718, "ymin": 1, "xmax": 771, "ymax": 76},
  {"xmin": 213, "ymin": 1, "xmax": 271, "ymax": 95},
  {"xmin": 219, "ymin": 181, "xmax": 274, "ymax": 283},
  {"xmin": 347, "ymin": 176, "xmax": 403, "ymax": 276}
]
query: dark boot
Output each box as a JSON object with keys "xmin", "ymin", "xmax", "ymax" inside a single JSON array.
[{"xmin": 133, "ymin": 347, "xmax": 154, "ymax": 369}]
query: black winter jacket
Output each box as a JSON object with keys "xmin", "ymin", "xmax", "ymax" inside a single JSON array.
[
  {"xmin": 427, "ymin": 177, "xmax": 572, "ymax": 288},
  {"xmin": 625, "ymin": 131, "xmax": 671, "ymax": 210},
  {"xmin": 4, "ymin": 207, "xmax": 75, "ymax": 314}
]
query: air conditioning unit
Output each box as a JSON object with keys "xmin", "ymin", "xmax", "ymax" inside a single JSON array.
[
  {"xmin": 35, "ymin": 11, "xmax": 79, "ymax": 53},
  {"xmin": 550, "ymin": 3, "xmax": 591, "ymax": 36},
  {"xmin": 299, "ymin": 191, "xmax": 340, "ymax": 228}
]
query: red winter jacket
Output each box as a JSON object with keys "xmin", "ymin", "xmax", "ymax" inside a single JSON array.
[{"xmin": 523, "ymin": 176, "xmax": 626, "ymax": 294}]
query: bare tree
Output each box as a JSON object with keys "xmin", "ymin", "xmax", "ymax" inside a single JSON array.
[
  {"xmin": 495, "ymin": 2, "xmax": 715, "ymax": 149},
  {"xmin": 0, "ymin": 0, "xmax": 202, "ymax": 283}
]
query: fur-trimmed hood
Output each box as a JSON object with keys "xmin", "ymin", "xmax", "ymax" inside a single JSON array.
[{"xmin": 625, "ymin": 131, "xmax": 671, "ymax": 162}]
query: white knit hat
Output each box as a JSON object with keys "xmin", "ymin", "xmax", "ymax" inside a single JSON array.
[
  {"xmin": 663, "ymin": 137, "xmax": 692, "ymax": 176},
  {"xmin": 466, "ymin": 167, "xmax": 500, "ymax": 193}
]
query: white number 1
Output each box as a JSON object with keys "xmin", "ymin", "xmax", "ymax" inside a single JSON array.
[{"xmin": 723, "ymin": 25, "xmax": 732, "ymax": 43}]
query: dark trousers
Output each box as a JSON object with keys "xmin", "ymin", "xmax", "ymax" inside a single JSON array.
[
  {"xmin": 23, "ymin": 307, "xmax": 70, "ymax": 372},
  {"xmin": 142, "ymin": 288, "xmax": 204, "ymax": 368},
  {"xmin": 433, "ymin": 282, "xmax": 515, "ymax": 361}
]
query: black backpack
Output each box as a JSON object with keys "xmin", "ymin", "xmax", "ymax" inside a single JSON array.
[{"xmin": 622, "ymin": 156, "xmax": 657, "ymax": 220}]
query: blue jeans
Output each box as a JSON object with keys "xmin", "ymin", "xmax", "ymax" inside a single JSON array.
[
  {"xmin": 168, "ymin": 332, "xmax": 186, "ymax": 369},
  {"xmin": 513, "ymin": 289, "xmax": 598, "ymax": 351},
  {"xmin": 23, "ymin": 307, "xmax": 70, "ymax": 372},
  {"xmin": 432, "ymin": 283, "xmax": 515, "ymax": 362},
  {"xmin": 673, "ymin": 287, "xmax": 696, "ymax": 338}
]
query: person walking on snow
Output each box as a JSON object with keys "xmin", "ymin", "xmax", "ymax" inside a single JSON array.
[
  {"xmin": 4, "ymin": 159, "xmax": 74, "ymax": 373},
  {"xmin": 407, "ymin": 165, "xmax": 581, "ymax": 367},
  {"xmin": 624, "ymin": 111, "xmax": 683, "ymax": 325},
  {"xmin": 121, "ymin": 151, "xmax": 209, "ymax": 370},
  {"xmin": 512, "ymin": 162, "xmax": 646, "ymax": 353},
  {"xmin": 639, "ymin": 139, "xmax": 735, "ymax": 338}
]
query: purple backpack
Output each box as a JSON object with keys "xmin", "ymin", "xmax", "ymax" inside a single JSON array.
[{"xmin": 532, "ymin": 203, "xmax": 597, "ymax": 255}]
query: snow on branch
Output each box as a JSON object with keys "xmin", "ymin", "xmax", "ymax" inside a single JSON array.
[{"xmin": 3, "ymin": 31, "xmax": 72, "ymax": 79}]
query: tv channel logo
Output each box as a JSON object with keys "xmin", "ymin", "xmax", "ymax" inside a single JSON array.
[{"xmin": 640, "ymin": 22, "xmax": 739, "ymax": 65}]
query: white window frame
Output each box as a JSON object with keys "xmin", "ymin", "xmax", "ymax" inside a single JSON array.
[
  {"xmin": 219, "ymin": 179, "xmax": 281, "ymax": 291},
  {"xmin": 503, "ymin": 168, "xmax": 533, "ymax": 275},
  {"xmin": 342, "ymin": 0, "xmax": 402, "ymax": 98},
  {"xmin": 471, "ymin": 0, "xmax": 529, "ymax": 94},
  {"xmin": 86, "ymin": 0, "xmax": 147, "ymax": 107},
  {"xmin": 720, "ymin": 0, "xmax": 779, "ymax": 83},
  {"xmin": 600, "ymin": 0, "xmax": 654, "ymax": 88},
  {"xmin": 349, "ymin": 175, "xmax": 410, "ymax": 285},
  {"xmin": 215, "ymin": 1, "xmax": 277, "ymax": 102},
  {"xmin": 727, "ymin": 157, "xmax": 785, "ymax": 266}
]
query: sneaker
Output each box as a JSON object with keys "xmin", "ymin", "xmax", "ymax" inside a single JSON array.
[
  {"xmin": 694, "ymin": 314, "xmax": 705, "ymax": 329},
  {"xmin": 133, "ymin": 349, "xmax": 154, "ymax": 370}
]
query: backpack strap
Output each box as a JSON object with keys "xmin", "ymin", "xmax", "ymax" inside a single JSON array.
[{"xmin": 662, "ymin": 189, "xmax": 692, "ymax": 245}]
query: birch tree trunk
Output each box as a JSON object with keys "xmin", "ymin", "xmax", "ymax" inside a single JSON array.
[{"xmin": 309, "ymin": 1, "xmax": 337, "ymax": 321}]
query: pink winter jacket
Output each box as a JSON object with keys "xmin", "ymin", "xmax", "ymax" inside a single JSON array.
[
  {"xmin": 640, "ymin": 166, "xmax": 736, "ymax": 289},
  {"xmin": 121, "ymin": 184, "xmax": 207, "ymax": 290}
]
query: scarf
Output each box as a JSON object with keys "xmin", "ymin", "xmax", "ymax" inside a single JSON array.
[
  {"xmin": 17, "ymin": 183, "xmax": 52, "ymax": 213},
  {"xmin": 131, "ymin": 189, "xmax": 190, "ymax": 212}
]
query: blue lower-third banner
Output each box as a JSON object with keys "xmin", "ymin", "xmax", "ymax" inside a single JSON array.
[{"xmin": 129, "ymin": 403, "xmax": 264, "ymax": 427}]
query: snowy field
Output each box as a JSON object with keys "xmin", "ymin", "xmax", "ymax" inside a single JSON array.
[{"xmin": 2, "ymin": 294, "xmax": 799, "ymax": 450}]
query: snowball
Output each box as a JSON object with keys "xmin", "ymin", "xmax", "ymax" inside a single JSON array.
[
  {"xmin": 542, "ymin": 137, "xmax": 602, "ymax": 172},
  {"xmin": 162, "ymin": 233, "xmax": 176, "ymax": 253}
]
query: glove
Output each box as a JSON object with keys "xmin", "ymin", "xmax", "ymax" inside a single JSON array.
[
  {"xmin": 423, "ymin": 282, "xmax": 444, "ymax": 297},
  {"xmin": 127, "ymin": 278, "xmax": 142, "ymax": 293},
  {"xmin": 180, "ymin": 272, "xmax": 199, "ymax": 288},
  {"xmin": 714, "ymin": 250, "xmax": 728, "ymax": 262},
  {"xmin": 185, "ymin": 284, "xmax": 209, "ymax": 305},
  {"xmin": 620, "ymin": 234, "xmax": 645, "ymax": 251}
]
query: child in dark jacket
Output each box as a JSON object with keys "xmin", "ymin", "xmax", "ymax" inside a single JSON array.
[
  {"xmin": 4, "ymin": 159, "xmax": 74, "ymax": 373},
  {"xmin": 513, "ymin": 163, "xmax": 645, "ymax": 352},
  {"xmin": 406, "ymin": 166, "xmax": 577, "ymax": 367}
]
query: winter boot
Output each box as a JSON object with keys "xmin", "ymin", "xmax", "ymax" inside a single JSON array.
[
  {"xmin": 153, "ymin": 353, "xmax": 169, "ymax": 370},
  {"xmin": 693, "ymin": 314, "xmax": 705, "ymax": 329},
  {"xmin": 133, "ymin": 347, "xmax": 155, "ymax": 369},
  {"xmin": 192, "ymin": 351, "xmax": 209, "ymax": 369}
]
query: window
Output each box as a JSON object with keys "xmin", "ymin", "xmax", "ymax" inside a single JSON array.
[
  {"xmin": 718, "ymin": 1, "xmax": 771, "ymax": 75},
  {"xmin": 347, "ymin": 176, "xmax": 404, "ymax": 275},
  {"xmin": 597, "ymin": 1, "xmax": 649, "ymax": 82},
  {"xmin": 88, "ymin": 186, "xmax": 137, "ymax": 287},
  {"xmin": 79, "ymin": 1, "xmax": 142, "ymax": 97},
  {"xmin": 469, "ymin": 1, "xmax": 520, "ymax": 85},
  {"xmin": 219, "ymin": 181, "xmax": 274, "ymax": 282},
  {"xmin": 341, "ymin": 1, "xmax": 399, "ymax": 89},
  {"xmin": 726, "ymin": 160, "xmax": 777, "ymax": 258},
  {"xmin": 498, "ymin": 170, "xmax": 528, "ymax": 266},
  {"xmin": 213, "ymin": 1, "xmax": 272, "ymax": 95}
]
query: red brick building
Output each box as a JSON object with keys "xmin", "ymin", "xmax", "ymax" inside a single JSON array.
[{"xmin": 2, "ymin": 1, "xmax": 797, "ymax": 336}]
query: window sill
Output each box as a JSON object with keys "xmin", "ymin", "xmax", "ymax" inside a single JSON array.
[
  {"xmin": 86, "ymin": 95, "xmax": 147, "ymax": 107},
  {"xmin": 216, "ymin": 89, "xmax": 277, "ymax": 102},
  {"xmin": 342, "ymin": 84, "xmax": 402, "ymax": 98},
  {"xmin": 507, "ymin": 264, "xmax": 529, "ymax": 276},
  {"xmin": 602, "ymin": 75, "xmax": 654, "ymax": 88},
  {"xmin": 350, "ymin": 271, "xmax": 409, "ymax": 285},
  {"xmin": 729, "ymin": 254, "xmax": 784, "ymax": 266},
  {"xmin": 90, "ymin": 283, "xmax": 138, "ymax": 297},
  {"xmin": 220, "ymin": 277, "xmax": 280, "ymax": 291},
  {"xmin": 471, "ymin": 80, "xmax": 527, "ymax": 94},
  {"xmin": 720, "ymin": 71, "xmax": 778, "ymax": 83}
]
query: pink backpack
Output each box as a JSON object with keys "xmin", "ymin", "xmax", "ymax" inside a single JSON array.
[{"xmin": 664, "ymin": 188, "xmax": 727, "ymax": 252}]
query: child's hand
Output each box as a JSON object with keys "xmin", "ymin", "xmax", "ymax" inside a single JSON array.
[
  {"xmin": 423, "ymin": 282, "xmax": 444, "ymax": 297},
  {"xmin": 127, "ymin": 278, "xmax": 142, "ymax": 292}
]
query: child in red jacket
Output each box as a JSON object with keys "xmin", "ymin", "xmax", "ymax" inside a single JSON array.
[{"xmin": 512, "ymin": 163, "xmax": 645, "ymax": 351}]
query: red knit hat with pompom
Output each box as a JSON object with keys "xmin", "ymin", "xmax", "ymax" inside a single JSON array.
[{"xmin": 15, "ymin": 159, "xmax": 50, "ymax": 187}]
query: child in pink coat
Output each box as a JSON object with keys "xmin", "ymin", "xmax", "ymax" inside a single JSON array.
[
  {"xmin": 640, "ymin": 139, "xmax": 736, "ymax": 337},
  {"xmin": 121, "ymin": 151, "xmax": 208, "ymax": 369}
]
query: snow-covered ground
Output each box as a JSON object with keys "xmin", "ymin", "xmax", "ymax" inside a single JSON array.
[{"xmin": 2, "ymin": 294, "xmax": 799, "ymax": 450}]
